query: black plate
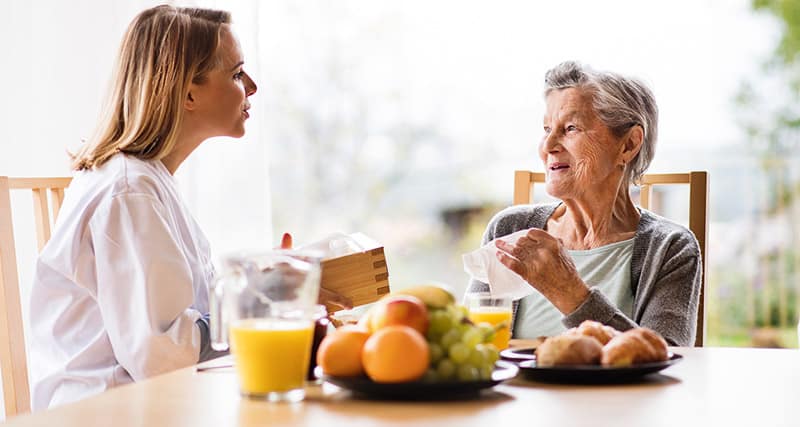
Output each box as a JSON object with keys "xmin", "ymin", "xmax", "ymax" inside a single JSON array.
[
  {"xmin": 517, "ymin": 353, "xmax": 683, "ymax": 384},
  {"xmin": 322, "ymin": 361, "xmax": 519, "ymax": 400},
  {"xmin": 500, "ymin": 346, "xmax": 538, "ymax": 363}
]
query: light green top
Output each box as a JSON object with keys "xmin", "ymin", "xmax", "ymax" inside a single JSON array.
[{"xmin": 514, "ymin": 238, "xmax": 635, "ymax": 338}]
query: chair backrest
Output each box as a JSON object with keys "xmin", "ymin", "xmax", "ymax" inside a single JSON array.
[
  {"xmin": 513, "ymin": 170, "xmax": 708, "ymax": 347},
  {"xmin": 0, "ymin": 176, "xmax": 71, "ymax": 417}
]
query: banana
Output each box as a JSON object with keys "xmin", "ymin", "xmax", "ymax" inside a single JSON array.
[{"xmin": 390, "ymin": 284, "xmax": 456, "ymax": 309}]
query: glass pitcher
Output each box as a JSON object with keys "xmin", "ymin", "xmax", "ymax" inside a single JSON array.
[{"xmin": 210, "ymin": 250, "xmax": 321, "ymax": 402}]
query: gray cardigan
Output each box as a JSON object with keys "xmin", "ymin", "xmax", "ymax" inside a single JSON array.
[{"xmin": 467, "ymin": 203, "xmax": 702, "ymax": 346}]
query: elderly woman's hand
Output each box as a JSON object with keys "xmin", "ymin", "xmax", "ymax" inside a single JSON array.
[{"xmin": 495, "ymin": 229, "xmax": 590, "ymax": 314}]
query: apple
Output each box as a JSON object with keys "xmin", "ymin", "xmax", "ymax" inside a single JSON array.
[{"xmin": 370, "ymin": 295, "xmax": 429, "ymax": 335}]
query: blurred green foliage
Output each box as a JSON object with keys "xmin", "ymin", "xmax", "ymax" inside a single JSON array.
[
  {"xmin": 713, "ymin": 0, "xmax": 800, "ymax": 348},
  {"xmin": 754, "ymin": 0, "xmax": 800, "ymax": 69}
]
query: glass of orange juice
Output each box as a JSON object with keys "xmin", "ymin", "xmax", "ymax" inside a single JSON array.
[
  {"xmin": 211, "ymin": 250, "xmax": 321, "ymax": 402},
  {"xmin": 465, "ymin": 292, "xmax": 513, "ymax": 350}
]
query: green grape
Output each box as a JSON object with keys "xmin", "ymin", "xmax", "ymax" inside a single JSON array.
[
  {"xmin": 422, "ymin": 368, "xmax": 439, "ymax": 383},
  {"xmin": 429, "ymin": 342, "xmax": 444, "ymax": 364},
  {"xmin": 456, "ymin": 364, "xmax": 480, "ymax": 382},
  {"xmin": 429, "ymin": 310, "xmax": 452, "ymax": 335},
  {"xmin": 477, "ymin": 322, "xmax": 493, "ymax": 332},
  {"xmin": 477, "ymin": 323, "xmax": 496, "ymax": 343},
  {"xmin": 479, "ymin": 365, "xmax": 493, "ymax": 380},
  {"xmin": 462, "ymin": 328, "xmax": 483, "ymax": 347},
  {"xmin": 449, "ymin": 342, "xmax": 470, "ymax": 364},
  {"xmin": 437, "ymin": 359, "xmax": 456, "ymax": 380},
  {"xmin": 447, "ymin": 304, "xmax": 465, "ymax": 323},
  {"xmin": 426, "ymin": 329, "xmax": 442, "ymax": 343},
  {"xmin": 468, "ymin": 345, "xmax": 487, "ymax": 367},
  {"xmin": 441, "ymin": 329, "xmax": 462, "ymax": 349},
  {"xmin": 445, "ymin": 304, "xmax": 458, "ymax": 318},
  {"xmin": 457, "ymin": 305, "xmax": 470, "ymax": 319},
  {"xmin": 485, "ymin": 344, "xmax": 500, "ymax": 364}
]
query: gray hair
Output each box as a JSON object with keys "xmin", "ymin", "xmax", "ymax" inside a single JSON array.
[{"xmin": 543, "ymin": 61, "xmax": 658, "ymax": 186}]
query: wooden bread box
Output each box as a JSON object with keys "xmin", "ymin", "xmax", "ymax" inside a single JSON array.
[{"xmin": 319, "ymin": 233, "xmax": 390, "ymax": 312}]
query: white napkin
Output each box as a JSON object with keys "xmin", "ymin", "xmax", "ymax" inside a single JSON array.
[
  {"xmin": 462, "ymin": 229, "xmax": 535, "ymax": 300},
  {"xmin": 298, "ymin": 232, "xmax": 369, "ymax": 259}
]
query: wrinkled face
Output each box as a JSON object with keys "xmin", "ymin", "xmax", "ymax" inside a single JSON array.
[
  {"xmin": 190, "ymin": 26, "xmax": 257, "ymax": 139},
  {"xmin": 539, "ymin": 88, "xmax": 623, "ymax": 200}
]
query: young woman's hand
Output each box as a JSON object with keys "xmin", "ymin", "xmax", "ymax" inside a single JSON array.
[
  {"xmin": 278, "ymin": 232, "xmax": 353, "ymax": 311},
  {"xmin": 319, "ymin": 288, "xmax": 353, "ymax": 311},
  {"xmin": 279, "ymin": 232, "xmax": 292, "ymax": 249}
]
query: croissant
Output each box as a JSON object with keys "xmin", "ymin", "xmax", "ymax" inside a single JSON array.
[
  {"xmin": 565, "ymin": 320, "xmax": 620, "ymax": 345},
  {"xmin": 535, "ymin": 334, "xmax": 603, "ymax": 367},
  {"xmin": 601, "ymin": 327, "xmax": 668, "ymax": 367}
]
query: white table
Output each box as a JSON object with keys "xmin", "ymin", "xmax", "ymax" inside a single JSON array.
[{"xmin": 4, "ymin": 347, "xmax": 799, "ymax": 427}]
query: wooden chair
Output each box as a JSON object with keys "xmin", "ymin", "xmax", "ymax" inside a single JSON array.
[
  {"xmin": 513, "ymin": 170, "xmax": 708, "ymax": 347},
  {"xmin": 0, "ymin": 176, "xmax": 71, "ymax": 417}
]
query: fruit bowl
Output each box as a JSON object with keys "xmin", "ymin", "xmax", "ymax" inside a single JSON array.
[{"xmin": 320, "ymin": 361, "xmax": 518, "ymax": 400}]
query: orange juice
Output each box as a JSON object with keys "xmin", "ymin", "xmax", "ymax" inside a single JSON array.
[
  {"xmin": 230, "ymin": 318, "xmax": 314, "ymax": 396},
  {"xmin": 469, "ymin": 308, "xmax": 512, "ymax": 350}
]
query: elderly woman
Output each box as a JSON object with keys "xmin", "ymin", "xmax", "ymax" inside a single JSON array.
[{"xmin": 469, "ymin": 61, "xmax": 701, "ymax": 346}]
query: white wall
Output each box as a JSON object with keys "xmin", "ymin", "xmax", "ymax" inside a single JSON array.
[
  {"xmin": 0, "ymin": 2, "xmax": 152, "ymax": 417},
  {"xmin": 1, "ymin": 2, "xmax": 147, "ymax": 175}
]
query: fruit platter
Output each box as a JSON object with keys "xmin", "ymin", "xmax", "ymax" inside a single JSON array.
[
  {"xmin": 321, "ymin": 361, "xmax": 518, "ymax": 399},
  {"xmin": 316, "ymin": 285, "xmax": 517, "ymax": 399}
]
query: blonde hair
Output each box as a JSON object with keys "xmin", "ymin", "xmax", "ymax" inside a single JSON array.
[{"xmin": 72, "ymin": 5, "xmax": 231, "ymax": 171}]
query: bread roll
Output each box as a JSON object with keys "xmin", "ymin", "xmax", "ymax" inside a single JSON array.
[
  {"xmin": 601, "ymin": 327, "xmax": 668, "ymax": 367},
  {"xmin": 535, "ymin": 334, "xmax": 603, "ymax": 367},
  {"xmin": 565, "ymin": 320, "xmax": 620, "ymax": 345}
]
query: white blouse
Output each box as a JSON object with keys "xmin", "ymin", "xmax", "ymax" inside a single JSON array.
[{"xmin": 29, "ymin": 154, "xmax": 214, "ymax": 410}]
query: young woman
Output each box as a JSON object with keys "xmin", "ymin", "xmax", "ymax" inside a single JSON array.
[{"xmin": 29, "ymin": 5, "xmax": 347, "ymax": 410}]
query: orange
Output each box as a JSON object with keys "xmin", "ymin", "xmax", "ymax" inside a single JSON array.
[
  {"xmin": 316, "ymin": 326, "xmax": 370, "ymax": 377},
  {"xmin": 362, "ymin": 325, "xmax": 429, "ymax": 383}
]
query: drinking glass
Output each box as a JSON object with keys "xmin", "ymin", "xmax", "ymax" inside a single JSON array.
[
  {"xmin": 465, "ymin": 292, "xmax": 513, "ymax": 350},
  {"xmin": 210, "ymin": 250, "xmax": 321, "ymax": 402}
]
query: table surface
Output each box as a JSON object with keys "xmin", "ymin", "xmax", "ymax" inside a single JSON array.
[{"xmin": 5, "ymin": 346, "xmax": 799, "ymax": 427}]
